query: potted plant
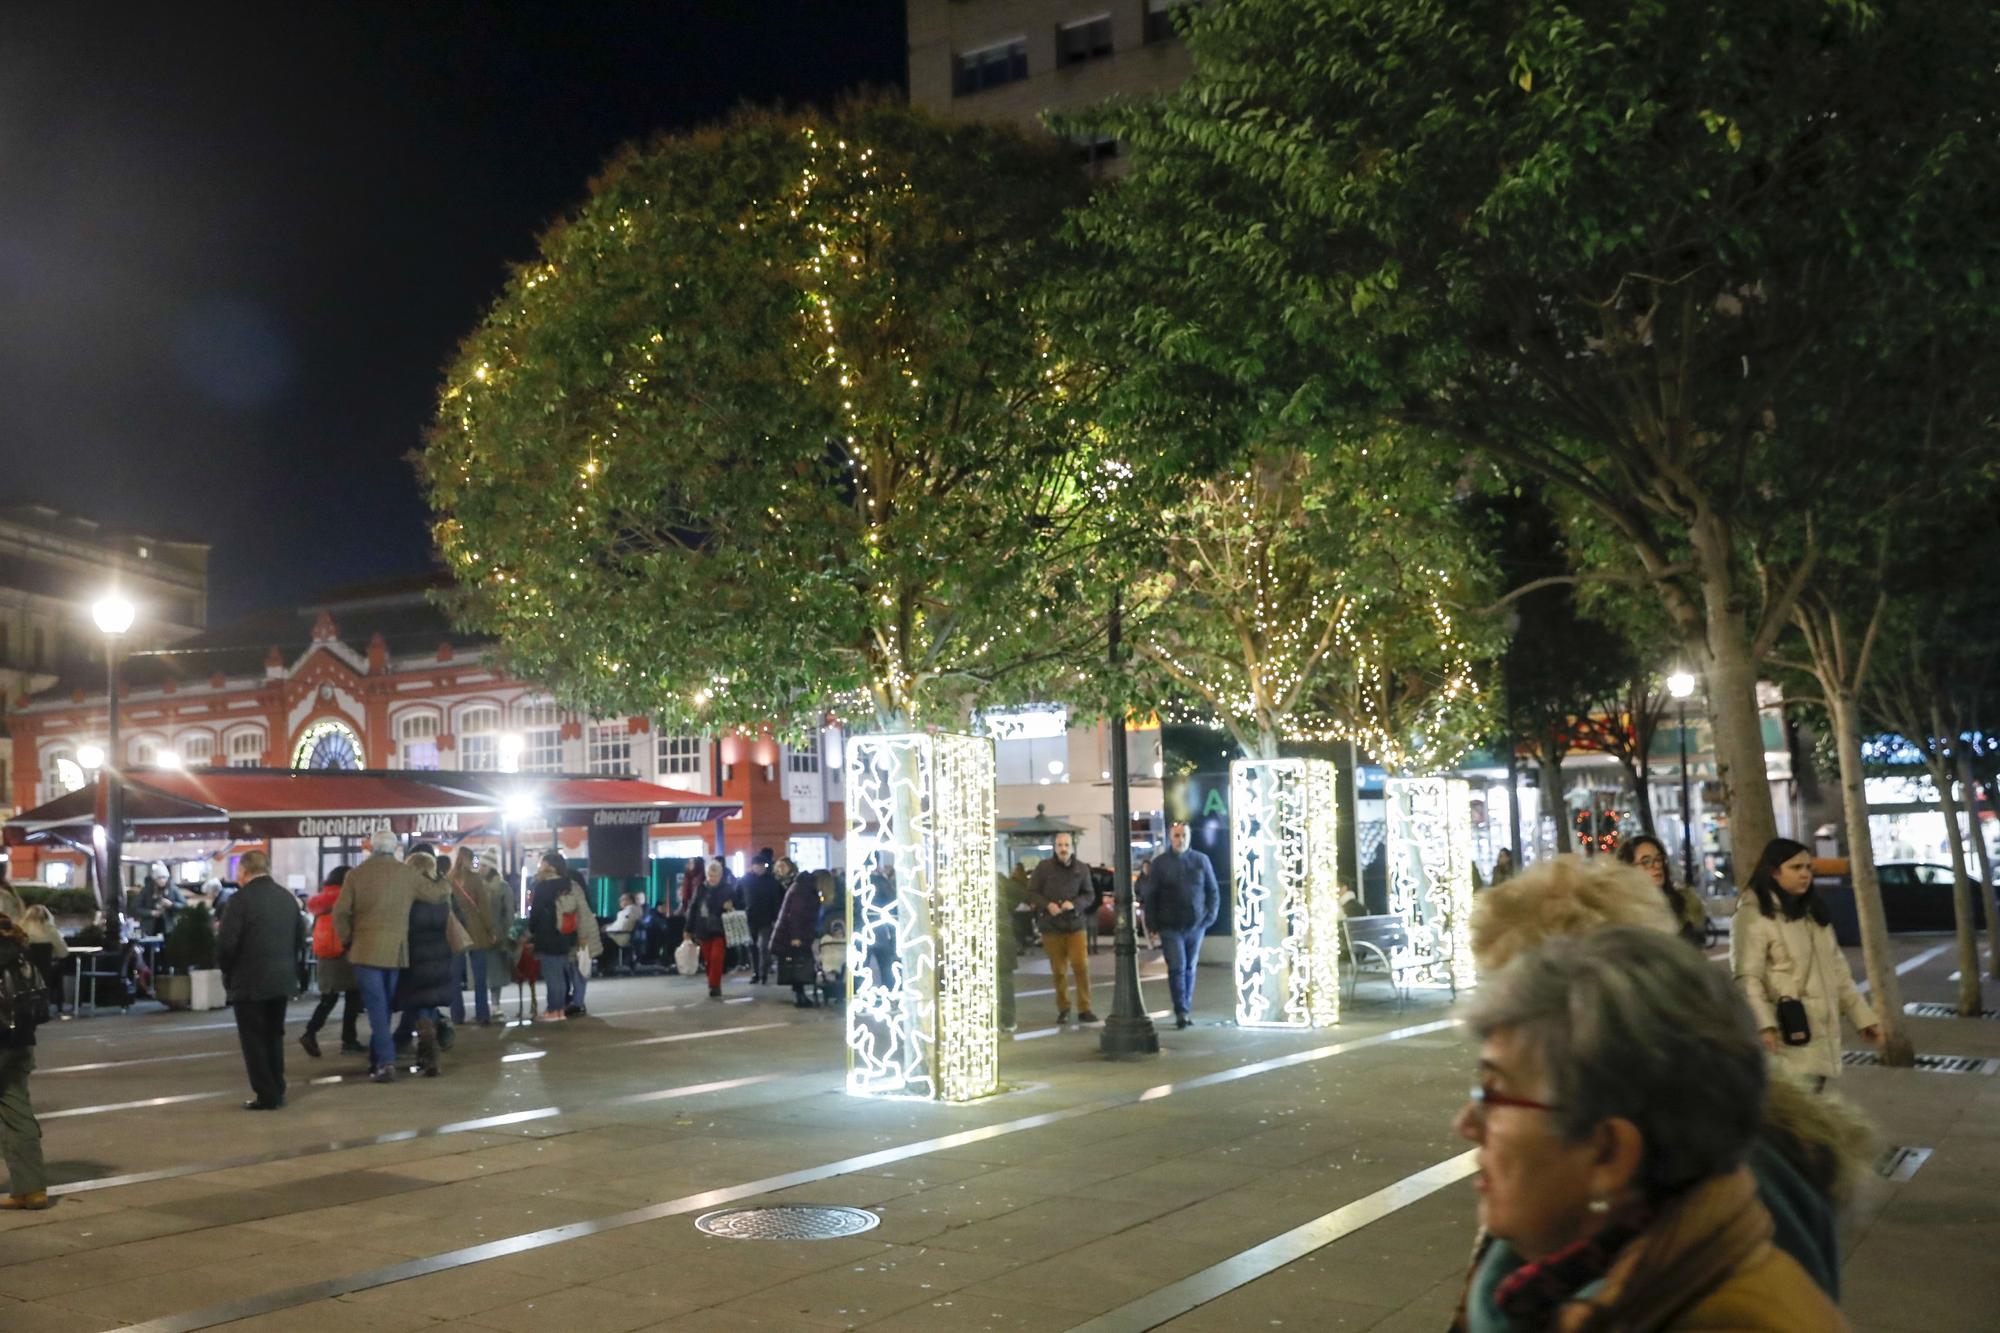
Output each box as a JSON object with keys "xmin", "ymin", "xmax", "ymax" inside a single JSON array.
[{"xmin": 156, "ymin": 904, "xmax": 225, "ymax": 1010}]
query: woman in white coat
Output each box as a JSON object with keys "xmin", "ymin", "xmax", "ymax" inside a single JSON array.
[{"xmin": 1731, "ymin": 838, "xmax": 1881, "ymax": 1090}]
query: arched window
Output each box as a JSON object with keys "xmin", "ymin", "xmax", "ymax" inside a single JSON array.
[
  {"xmin": 516, "ymin": 700, "xmax": 562, "ymax": 773},
  {"xmin": 45, "ymin": 749, "xmax": 86, "ymax": 799},
  {"xmin": 397, "ymin": 710, "xmax": 441, "ymax": 770},
  {"xmin": 458, "ymin": 705, "xmax": 501, "ymax": 771},
  {"xmin": 178, "ymin": 732, "xmax": 215, "ymax": 766},
  {"xmin": 227, "ymin": 729, "xmax": 267, "ymax": 767},
  {"xmin": 131, "ymin": 735, "xmax": 162, "ymax": 767},
  {"xmin": 293, "ymin": 719, "xmax": 362, "ymax": 770}
]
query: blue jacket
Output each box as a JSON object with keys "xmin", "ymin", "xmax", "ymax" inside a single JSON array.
[{"xmin": 1144, "ymin": 849, "xmax": 1220, "ymax": 932}]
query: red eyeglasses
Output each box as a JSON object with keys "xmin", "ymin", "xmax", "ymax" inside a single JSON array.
[{"xmin": 1469, "ymin": 1083, "xmax": 1563, "ymax": 1116}]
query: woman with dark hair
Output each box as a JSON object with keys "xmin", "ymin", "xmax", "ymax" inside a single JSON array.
[
  {"xmin": 1617, "ymin": 834, "xmax": 1706, "ymax": 946},
  {"xmin": 1730, "ymin": 838, "xmax": 1880, "ymax": 1090}
]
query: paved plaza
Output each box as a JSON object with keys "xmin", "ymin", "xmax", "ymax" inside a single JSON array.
[{"xmin": 1, "ymin": 939, "xmax": 1995, "ymax": 1332}]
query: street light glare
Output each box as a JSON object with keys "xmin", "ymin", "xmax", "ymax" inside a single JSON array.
[
  {"xmin": 77, "ymin": 744, "xmax": 105, "ymax": 770},
  {"xmin": 154, "ymin": 750, "xmax": 184, "ymax": 770},
  {"xmin": 92, "ymin": 592, "xmax": 137, "ymax": 636},
  {"xmin": 1666, "ymin": 671, "xmax": 1697, "ymax": 700}
]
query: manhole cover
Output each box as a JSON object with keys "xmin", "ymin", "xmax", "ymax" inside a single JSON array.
[{"xmin": 694, "ymin": 1205, "xmax": 880, "ymax": 1240}]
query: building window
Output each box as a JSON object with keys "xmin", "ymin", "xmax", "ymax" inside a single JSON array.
[
  {"xmin": 294, "ymin": 718, "xmax": 362, "ymax": 770},
  {"xmin": 786, "ymin": 732, "xmax": 821, "ymax": 775},
  {"xmin": 398, "ymin": 711, "xmax": 441, "ymax": 771},
  {"xmin": 1057, "ymin": 14, "xmax": 1114, "ymax": 66},
  {"xmin": 178, "ymin": 733, "xmax": 215, "ymax": 767},
  {"xmin": 953, "ymin": 38, "xmax": 1028, "ymax": 96},
  {"xmin": 516, "ymin": 701, "xmax": 563, "ymax": 772},
  {"xmin": 657, "ymin": 732, "xmax": 706, "ymax": 782},
  {"xmin": 228, "ymin": 729, "xmax": 266, "ymax": 767},
  {"xmin": 459, "ymin": 706, "xmax": 501, "ymax": 772},
  {"xmin": 787, "ymin": 835, "xmax": 832, "ymax": 874},
  {"xmin": 1144, "ymin": 0, "xmax": 1201, "ymax": 44},
  {"xmin": 132, "ymin": 736, "xmax": 160, "ymax": 767},
  {"xmin": 588, "ymin": 722, "xmax": 633, "ymax": 775},
  {"xmin": 47, "ymin": 751, "xmax": 85, "ymax": 798}
]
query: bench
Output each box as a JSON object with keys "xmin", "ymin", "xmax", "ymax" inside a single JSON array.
[{"xmin": 1343, "ymin": 914, "xmax": 1416, "ymax": 1010}]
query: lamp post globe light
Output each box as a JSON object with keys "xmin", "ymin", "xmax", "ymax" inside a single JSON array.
[
  {"xmin": 1666, "ymin": 671, "xmax": 1698, "ymax": 889},
  {"xmin": 92, "ymin": 591, "xmax": 136, "ymax": 945}
]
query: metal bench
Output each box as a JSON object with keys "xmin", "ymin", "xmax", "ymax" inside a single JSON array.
[{"xmin": 1343, "ymin": 913, "xmax": 1415, "ymax": 1010}]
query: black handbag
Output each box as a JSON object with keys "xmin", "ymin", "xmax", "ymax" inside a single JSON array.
[
  {"xmin": 777, "ymin": 954, "xmax": 815, "ymax": 986},
  {"xmin": 1775, "ymin": 995, "xmax": 1812, "ymax": 1046}
]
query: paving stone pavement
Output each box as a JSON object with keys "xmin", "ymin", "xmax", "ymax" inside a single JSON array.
[{"xmin": 0, "ymin": 942, "xmax": 1993, "ymax": 1330}]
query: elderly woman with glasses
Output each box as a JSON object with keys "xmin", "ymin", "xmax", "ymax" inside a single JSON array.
[{"xmin": 1451, "ymin": 926, "xmax": 1847, "ymax": 1331}]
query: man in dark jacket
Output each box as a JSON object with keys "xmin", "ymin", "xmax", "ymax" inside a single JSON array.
[
  {"xmin": 0, "ymin": 910, "xmax": 50, "ymax": 1208},
  {"xmin": 216, "ymin": 851, "xmax": 307, "ymax": 1109},
  {"xmin": 742, "ymin": 849, "xmax": 785, "ymax": 984},
  {"xmin": 1141, "ymin": 822, "xmax": 1221, "ymax": 1029},
  {"xmin": 1026, "ymin": 833, "xmax": 1098, "ymax": 1025}
]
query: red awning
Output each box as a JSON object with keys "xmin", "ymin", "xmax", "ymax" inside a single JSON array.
[{"xmin": 3, "ymin": 767, "xmax": 740, "ymax": 845}]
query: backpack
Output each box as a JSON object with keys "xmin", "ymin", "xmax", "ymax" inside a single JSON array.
[
  {"xmin": 0, "ymin": 945, "xmax": 50, "ymax": 1033},
  {"xmin": 312, "ymin": 912, "xmax": 344, "ymax": 959}
]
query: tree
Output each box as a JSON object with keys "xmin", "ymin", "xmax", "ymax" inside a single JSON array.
[
  {"xmin": 422, "ymin": 103, "xmax": 1101, "ymax": 735},
  {"xmin": 1064, "ymin": 0, "xmax": 2000, "ymax": 882},
  {"xmin": 1126, "ymin": 442, "xmax": 1492, "ymax": 763}
]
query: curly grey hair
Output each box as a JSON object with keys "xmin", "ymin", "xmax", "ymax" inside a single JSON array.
[{"xmin": 1468, "ymin": 926, "xmax": 1766, "ymax": 1202}]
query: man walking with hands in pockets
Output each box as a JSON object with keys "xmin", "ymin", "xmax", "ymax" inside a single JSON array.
[{"xmin": 1027, "ymin": 833, "xmax": 1098, "ymax": 1026}]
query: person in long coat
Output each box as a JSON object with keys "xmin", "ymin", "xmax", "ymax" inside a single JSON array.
[
  {"xmin": 1731, "ymin": 838, "xmax": 1881, "ymax": 1090},
  {"xmin": 300, "ymin": 866, "xmax": 361, "ymax": 1058},
  {"xmin": 770, "ymin": 867, "xmax": 821, "ymax": 1008},
  {"xmin": 449, "ymin": 859, "xmax": 514, "ymax": 1025},
  {"xmin": 333, "ymin": 840, "xmax": 424, "ymax": 1081},
  {"xmin": 216, "ymin": 850, "xmax": 307, "ymax": 1110},
  {"xmin": 395, "ymin": 851, "xmax": 456, "ymax": 1077}
]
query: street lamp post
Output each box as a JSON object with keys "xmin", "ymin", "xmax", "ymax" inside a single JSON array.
[
  {"xmin": 92, "ymin": 592, "xmax": 136, "ymax": 946},
  {"xmin": 1100, "ymin": 588, "xmax": 1159, "ymax": 1059},
  {"xmin": 1667, "ymin": 671, "xmax": 1698, "ymax": 889}
]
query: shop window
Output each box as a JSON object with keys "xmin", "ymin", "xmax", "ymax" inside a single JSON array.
[
  {"xmin": 787, "ymin": 835, "xmax": 832, "ymax": 874},
  {"xmin": 397, "ymin": 711, "xmax": 441, "ymax": 770},
  {"xmin": 953, "ymin": 38, "xmax": 1028, "ymax": 96},
  {"xmin": 588, "ymin": 722, "xmax": 633, "ymax": 775},
  {"xmin": 1144, "ymin": 0, "xmax": 1202, "ymax": 44},
  {"xmin": 997, "ymin": 734, "xmax": 1069, "ymax": 786},
  {"xmin": 1057, "ymin": 14, "xmax": 1113, "ymax": 66}
]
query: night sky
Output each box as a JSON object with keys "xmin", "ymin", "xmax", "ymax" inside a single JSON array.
[{"xmin": 2, "ymin": 1, "xmax": 906, "ymax": 619}]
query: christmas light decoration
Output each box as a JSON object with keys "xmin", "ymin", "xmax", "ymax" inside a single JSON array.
[
  {"xmin": 1383, "ymin": 775, "xmax": 1476, "ymax": 992},
  {"xmin": 846, "ymin": 731, "xmax": 998, "ymax": 1102},
  {"xmin": 1231, "ymin": 757, "xmax": 1341, "ymax": 1027}
]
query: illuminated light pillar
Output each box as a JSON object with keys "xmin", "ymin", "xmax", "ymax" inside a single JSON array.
[
  {"xmin": 845, "ymin": 731, "xmax": 998, "ymax": 1102},
  {"xmin": 1231, "ymin": 757, "xmax": 1341, "ymax": 1028},
  {"xmin": 1383, "ymin": 775, "xmax": 1477, "ymax": 993}
]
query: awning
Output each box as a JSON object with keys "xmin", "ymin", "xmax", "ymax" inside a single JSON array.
[{"xmin": 4, "ymin": 768, "xmax": 740, "ymax": 846}]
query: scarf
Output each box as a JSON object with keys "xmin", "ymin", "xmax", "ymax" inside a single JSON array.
[{"xmin": 1492, "ymin": 1216, "xmax": 1647, "ymax": 1324}]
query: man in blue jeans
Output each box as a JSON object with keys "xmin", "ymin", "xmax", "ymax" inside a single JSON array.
[
  {"xmin": 332, "ymin": 837, "xmax": 422, "ymax": 1081},
  {"xmin": 1140, "ymin": 822, "xmax": 1220, "ymax": 1029}
]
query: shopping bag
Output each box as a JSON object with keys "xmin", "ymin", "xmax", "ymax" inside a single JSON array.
[
  {"xmin": 721, "ymin": 909, "xmax": 751, "ymax": 947},
  {"xmin": 674, "ymin": 939, "xmax": 700, "ymax": 974}
]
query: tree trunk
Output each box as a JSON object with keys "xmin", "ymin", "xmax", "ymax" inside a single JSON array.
[
  {"xmin": 1829, "ymin": 692, "xmax": 1916, "ymax": 1065},
  {"xmin": 1951, "ymin": 746, "xmax": 2000, "ymax": 977},
  {"xmin": 1923, "ymin": 738, "xmax": 1985, "ymax": 1015},
  {"xmin": 1621, "ymin": 756, "xmax": 1657, "ymax": 837},
  {"xmin": 1701, "ymin": 613, "xmax": 1778, "ymax": 887},
  {"xmin": 1538, "ymin": 752, "xmax": 1573, "ymax": 853}
]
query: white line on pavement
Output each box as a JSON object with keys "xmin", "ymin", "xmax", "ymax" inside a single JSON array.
[{"xmin": 1858, "ymin": 942, "xmax": 1953, "ymax": 995}]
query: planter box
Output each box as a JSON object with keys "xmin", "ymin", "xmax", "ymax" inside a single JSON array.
[{"xmin": 157, "ymin": 968, "xmax": 227, "ymax": 1011}]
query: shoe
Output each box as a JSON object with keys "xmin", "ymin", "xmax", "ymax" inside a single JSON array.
[
  {"xmin": 793, "ymin": 996, "xmax": 815, "ymax": 1008},
  {"xmin": 0, "ymin": 1191, "xmax": 53, "ymax": 1211},
  {"xmin": 477, "ymin": 1016, "xmax": 494, "ymax": 1027},
  {"xmin": 1056, "ymin": 1011, "xmax": 1071, "ymax": 1026},
  {"xmin": 299, "ymin": 1030, "xmax": 321, "ymax": 1059},
  {"xmin": 1175, "ymin": 1012, "xmax": 1191, "ymax": 1030},
  {"xmin": 369, "ymin": 1065, "xmax": 396, "ymax": 1083},
  {"xmin": 1078, "ymin": 1011, "xmax": 1100, "ymax": 1024},
  {"xmin": 708, "ymin": 987, "xmax": 723, "ymax": 999},
  {"xmin": 564, "ymin": 1006, "xmax": 586, "ymax": 1018},
  {"xmin": 436, "ymin": 1023, "xmax": 457, "ymax": 1051},
  {"xmin": 243, "ymin": 1097, "xmax": 283, "ymax": 1111},
  {"xmin": 539, "ymin": 1010, "xmax": 566, "ymax": 1022},
  {"xmin": 416, "ymin": 1021, "xmax": 440, "ymax": 1077},
  {"xmin": 1002, "ymin": 1021, "xmax": 1018, "ymax": 1034},
  {"xmin": 340, "ymin": 1039, "xmax": 367, "ymax": 1055}
]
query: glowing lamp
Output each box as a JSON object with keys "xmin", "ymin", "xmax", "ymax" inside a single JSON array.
[
  {"xmin": 78, "ymin": 744, "xmax": 106, "ymax": 771},
  {"xmin": 1666, "ymin": 671, "xmax": 1697, "ymax": 700},
  {"xmin": 92, "ymin": 593, "xmax": 136, "ymax": 636}
]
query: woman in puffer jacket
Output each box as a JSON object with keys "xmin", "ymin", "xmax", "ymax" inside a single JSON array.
[
  {"xmin": 395, "ymin": 851, "xmax": 456, "ymax": 1076},
  {"xmin": 1469, "ymin": 853, "xmax": 1874, "ymax": 1301}
]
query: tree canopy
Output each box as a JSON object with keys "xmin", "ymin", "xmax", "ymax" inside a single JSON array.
[{"xmin": 422, "ymin": 102, "xmax": 1102, "ymax": 733}]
